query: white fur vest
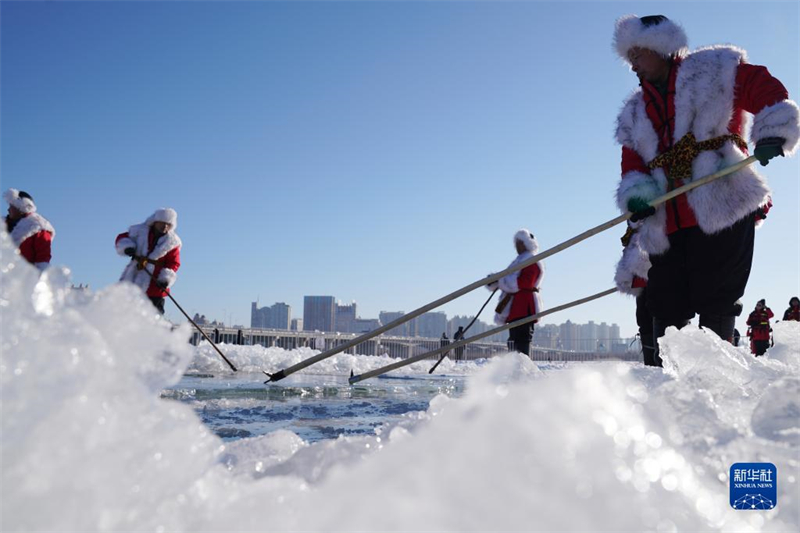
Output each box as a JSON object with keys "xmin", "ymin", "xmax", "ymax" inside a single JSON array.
[{"xmin": 117, "ymin": 223, "xmax": 181, "ymax": 292}]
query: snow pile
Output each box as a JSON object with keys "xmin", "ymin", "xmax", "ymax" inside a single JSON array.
[{"xmin": 2, "ymin": 232, "xmax": 799, "ymax": 532}]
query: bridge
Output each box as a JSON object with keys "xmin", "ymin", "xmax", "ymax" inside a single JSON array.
[{"xmin": 190, "ymin": 326, "xmax": 642, "ymax": 363}]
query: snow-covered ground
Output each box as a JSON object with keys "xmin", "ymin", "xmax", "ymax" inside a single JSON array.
[{"xmin": 2, "ymin": 232, "xmax": 799, "ymax": 532}]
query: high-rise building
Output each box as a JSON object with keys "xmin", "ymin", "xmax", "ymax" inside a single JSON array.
[
  {"xmin": 559, "ymin": 320, "xmax": 579, "ymax": 351},
  {"xmin": 533, "ymin": 323, "xmax": 559, "ymax": 348},
  {"xmin": 610, "ymin": 324, "xmax": 621, "ymax": 343},
  {"xmin": 251, "ymin": 301, "xmax": 291, "ymax": 330},
  {"xmin": 379, "ymin": 311, "xmax": 406, "ymax": 336},
  {"xmin": 291, "ymin": 318, "xmax": 303, "ymax": 331},
  {"xmin": 597, "ymin": 322, "xmax": 611, "ymax": 352},
  {"xmin": 579, "ymin": 321, "xmax": 598, "ymax": 352},
  {"xmin": 417, "ymin": 312, "xmax": 447, "ymax": 338},
  {"xmin": 304, "ymin": 295, "xmax": 336, "ymax": 332},
  {"xmin": 335, "ymin": 301, "xmax": 357, "ymax": 333}
]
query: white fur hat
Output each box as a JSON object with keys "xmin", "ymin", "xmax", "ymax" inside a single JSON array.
[
  {"xmin": 3, "ymin": 189, "xmax": 36, "ymax": 214},
  {"xmin": 147, "ymin": 207, "xmax": 178, "ymax": 229},
  {"xmin": 514, "ymin": 229, "xmax": 539, "ymax": 254},
  {"xmin": 614, "ymin": 14, "xmax": 688, "ymax": 63}
]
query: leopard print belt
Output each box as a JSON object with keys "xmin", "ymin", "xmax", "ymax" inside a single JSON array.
[{"xmin": 647, "ymin": 132, "xmax": 748, "ymax": 181}]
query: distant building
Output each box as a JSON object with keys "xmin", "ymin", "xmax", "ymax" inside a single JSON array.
[
  {"xmin": 559, "ymin": 320, "xmax": 579, "ymax": 351},
  {"xmin": 379, "ymin": 311, "xmax": 406, "ymax": 336},
  {"xmin": 335, "ymin": 301, "xmax": 357, "ymax": 333},
  {"xmin": 251, "ymin": 301, "xmax": 291, "ymax": 330},
  {"xmin": 304, "ymin": 295, "xmax": 336, "ymax": 332},
  {"xmin": 610, "ymin": 324, "xmax": 621, "ymax": 344},
  {"xmin": 417, "ymin": 312, "xmax": 447, "ymax": 338},
  {"xmin": 353, "ymin": 318, "xmax": 381, "ymax": 333},
  {"xmin": 578, "ymin": 321, "xmax": 598, "ymax": 352},
  {"xmin": 447, "ymin": 315, "xmax": 504, "ymax": 343},
  {"xmin": 291, "ymin": 318, "xmax": 303, "ymax": 331},
  {"xmin": 533, "ymin": 323, "xmax": 559, "ymax": 349}
]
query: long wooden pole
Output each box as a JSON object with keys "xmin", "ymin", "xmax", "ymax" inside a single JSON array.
[{"xmin": 265, "ymin": 156, "xmax": 757, "ymax": 383}]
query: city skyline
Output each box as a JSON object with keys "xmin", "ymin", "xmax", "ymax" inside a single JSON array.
[{"xmin": 244, "ymin": 296, "xmax": 628, "ymax": 352}]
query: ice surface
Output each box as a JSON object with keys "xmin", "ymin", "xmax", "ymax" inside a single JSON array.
[{"xmin": 2, "ymin": 232, "xmax": 799, "ymax": 531}]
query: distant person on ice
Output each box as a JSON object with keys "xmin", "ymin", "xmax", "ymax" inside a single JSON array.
[
  {"xmin": 453, "ymin": 325, "xmax": 466, "ymax": 361},
  {"xmin": 3, "ymin": 188, "xmax": 54, "ymax": 270},
  {"xmin": 115, "ymin": 208, "xmax": 181, "ymax": 314},
  {"xmin": 746, "ymin": 299, "xmax": 774, "ymax": 356},
  {"xmin": 612, "ymin": 15, "xmax": 799, "ymax": 358},
  {"xmin": 783, "ymin": 296, "xmax": 800, "ymax": 322},
  {"xmin": 487, "ymin": 229, "xmax": 543, "ymax": 356}
]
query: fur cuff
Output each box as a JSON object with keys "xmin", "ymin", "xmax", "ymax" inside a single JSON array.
[
  {"xmin": 616, "ymin": 171, "xmax": 660, "ymax": 213},
  {"xmin": 614, "ymin": 241, "xmax": 650, "ymax": 297},
  {"xmin": 498, "ymin": 273, "xmax": 519, "ymax": 294},
  {"xmin": 157, "ymin": 268, "xmax": 177, "ymax": 288},
  {"xmin": 750, "ymin": 100, "xmax": 800, "ymax": 156},
  {"xmin": 116, "ymin": 237, "xmax": 136, "ymax": 256}
]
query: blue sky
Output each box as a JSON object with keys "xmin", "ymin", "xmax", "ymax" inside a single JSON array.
[{"xmin": 2, "ymin": 1, "xmax": 798, "ymax": 337}]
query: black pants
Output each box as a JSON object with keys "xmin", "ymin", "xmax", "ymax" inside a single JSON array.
[
  {"xmin": 753, "ymin": 339, "xmax": 770, "ymax": 357},
  {"xmin": 647, "ymin": 213, "xmax": 755, "ymax": 321},
  {"xmin": 636, "ymin": 289, "xmax": 657, "ymax": 366},
  {"xmin": 149, "ymin": 297, "xmax": 165, "ymax": 314},
  {"xmin": 508, "ymin": 323, "xmax": 534, "ymax": 356}
]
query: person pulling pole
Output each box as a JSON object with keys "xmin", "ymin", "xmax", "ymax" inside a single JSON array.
[
  {"xmin": 115, "ymin": 208, "xmax": 236, "ymax": 372},
  {"xmin": 487, "ymin": 229, "xmax": 544, "ymax": 357},
  {"xmin": 612, "ymin": 14, "xmax": 800, "ymax": 360},
  {"xmin": 115, "ymin": 208, "xmax": 181, "ymax": 315}
]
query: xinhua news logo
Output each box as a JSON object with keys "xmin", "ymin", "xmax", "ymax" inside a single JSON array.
[{"xmin": 730, "ymin": 463, "xmax": 777, "ymax": 510}]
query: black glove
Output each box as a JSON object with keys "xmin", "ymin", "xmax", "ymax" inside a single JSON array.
[
  {"xmin": 124, "ymin": 247, "xmax": 136, "ymax": 257},
  {"xmin": 754, "ymin": 137, "xmax": 785, "ymax": 166},
  {"xmin": 155, "ymin": 279, "xmax": 169, "ymax": 290}
]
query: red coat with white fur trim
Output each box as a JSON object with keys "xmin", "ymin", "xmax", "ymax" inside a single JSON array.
[
  {"xmin": 116, "ymin": 224, "xmax": 181, "ymax": 298},
  {"xmin": 616, "ymin": 46, "xmax": 799, "ymax": 256},
  {"xmin": 7, "ymin": 213, "xmax": 55, "ymax": 269},
  {"xmin": 492, "ymin": 251, "xmax": 544, "ymax": 325}
]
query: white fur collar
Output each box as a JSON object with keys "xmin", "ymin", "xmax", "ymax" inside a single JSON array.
[
  {"xmin": 127, "ymin": 223, "xmax": 181, "ymax": 259},
  {"xmin": 9, "ymin": 213, "xmax": 55, "ymax": 246}
]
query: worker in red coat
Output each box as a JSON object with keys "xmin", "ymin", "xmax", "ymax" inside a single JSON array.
[
  {"xmin": 746, "ymin": 299, "xmax": 774, "ymax": 356},
  {"xmin": 783, "ymin": 297, "xmax": 800, "ymax": 322},
  {"xmin": 612, "ymin": 15, "xmax": 799, "ymax": 358},
  {"xmin": 487, "ymin": 229, "xmax": 544, "ymax": 356},
  {"xmin": 115, "ymin": 208, "xmax": 181, "ymax": 314},
  {"xmin": 4, "ymin": 189, "xmax": 54, "ymax": 270}
]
